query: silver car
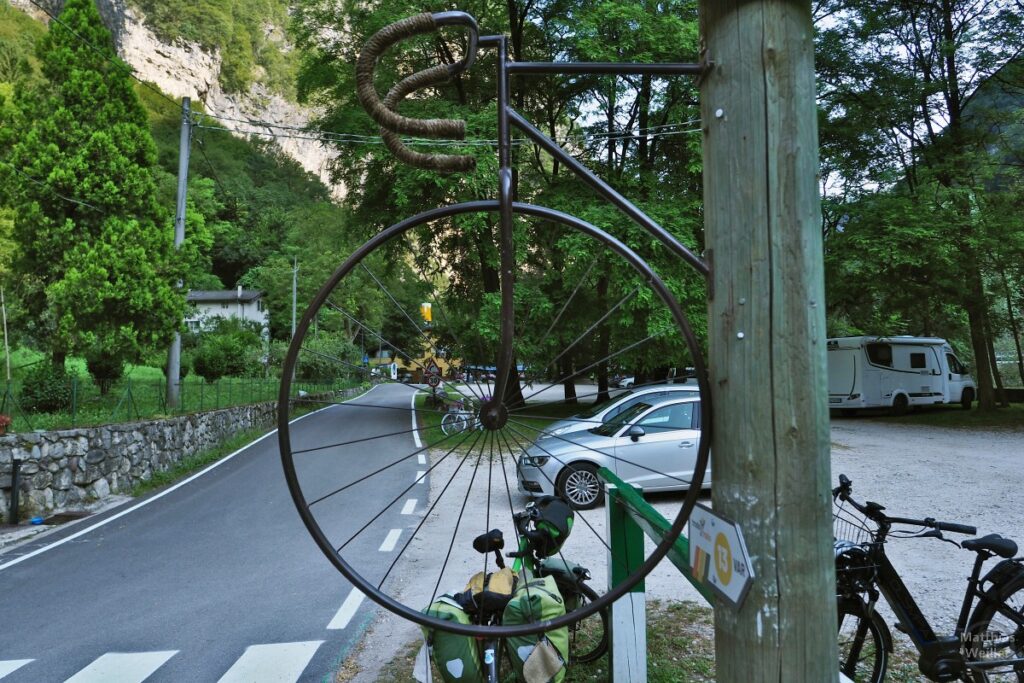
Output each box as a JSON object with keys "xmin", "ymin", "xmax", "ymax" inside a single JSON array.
[
  {"xmin": 517, "ymin": 396, "xmax": 709, "ymax": 509},
  {"xmin": 538, "ymin": 384, "xmax": 699, "ymax": 440}
]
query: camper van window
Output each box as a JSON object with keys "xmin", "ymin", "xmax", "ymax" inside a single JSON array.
[
  {"xmin": 866, "ymin": 343, "xmax": 893, "ymax": 367},
  {"xmin": 946, "ymin": 353, "xmax": 966, "ymax": 375},
  {"xmin": 910, "ymin": 353, "xmax": 926, "ymax": 369}
]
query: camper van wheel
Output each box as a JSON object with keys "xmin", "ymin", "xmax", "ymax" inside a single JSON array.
[
  {"xmin": 960, "ymin": 389, "xmax": 974, "ymax": 410},
  {"xmin": 891, "ymin": 394, "xmax": 909, "ymax": 416}
]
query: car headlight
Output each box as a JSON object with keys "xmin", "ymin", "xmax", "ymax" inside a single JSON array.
[{"xmin": 521, "ymin": 455, "xmax": 550, "ymax": 467}]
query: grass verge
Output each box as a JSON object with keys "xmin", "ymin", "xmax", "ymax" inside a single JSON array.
[
  {"xmin": 130, "ymin": 424, "xmax": 272, "ymax": 497},
  {"xmin": 129, "ymin": 389, "xmax": 355, "ymax": 498},
  {"xmin": 367, "ymin": 599, "xmax": 928, "ymax": 682}
]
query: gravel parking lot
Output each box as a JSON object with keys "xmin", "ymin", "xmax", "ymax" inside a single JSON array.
[{"xmin": 345, "ymin": 417, "xmax": 1024, "ymax": 681}]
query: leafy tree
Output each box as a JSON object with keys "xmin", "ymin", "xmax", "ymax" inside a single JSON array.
[
  {"xmin": 816, "ymin": 0, "xmax": 1024, "ymax": 409},
  {"xmin": 291, "ymin": 0, "xmax": 707, "ymax": 405},
  {"xmin": 3, "ymin": 0, "xmax": 185, "ymax": 372}
]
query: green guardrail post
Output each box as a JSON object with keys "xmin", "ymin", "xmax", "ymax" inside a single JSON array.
[{"xmin": 606, "ymin": 484, "xmax": 647, "ymax": 682}]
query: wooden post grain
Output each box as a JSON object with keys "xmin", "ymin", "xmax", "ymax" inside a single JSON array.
[{"xmin": 698, "ymin": 1, "xmax": 837, "ymax": 680}]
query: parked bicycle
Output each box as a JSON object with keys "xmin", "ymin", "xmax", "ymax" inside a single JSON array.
[
  {"xmin": 833, "ymin": 474, "xmax": 1023, "ymax": 682},
  {"xmin": 440, "ymin": 396, "xmax": 489, "ymax": 436},
  {"xmin": 423, "ymin": 497, "xmax": 607, "ymax": 682}
]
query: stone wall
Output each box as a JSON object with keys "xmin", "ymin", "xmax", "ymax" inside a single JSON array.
[{"xmin": 0, "ymin": 391, "xmax": 354, "ymax": 521}]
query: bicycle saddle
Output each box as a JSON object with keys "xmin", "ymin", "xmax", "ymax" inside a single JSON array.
[{"xmin": 962, "ymin": 534, "xmax": 1018, "ymax": 558}]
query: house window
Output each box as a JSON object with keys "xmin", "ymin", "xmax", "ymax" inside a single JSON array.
[
  {"xmin": 865, "ymin": 343, "xmax": 892, "ymax": 367},
  {"xmin": 910, "ymin": 353, "xmax": 926, "ymax": 369}
]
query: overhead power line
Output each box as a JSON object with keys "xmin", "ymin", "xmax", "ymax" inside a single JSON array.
[{"xmin": 0, "ymin": 160, "xmax": 98, "ymax": 209}]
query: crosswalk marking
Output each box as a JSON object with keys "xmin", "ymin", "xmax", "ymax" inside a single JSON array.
[
  {"xmin": 0, "ymin": 660, "xmax": 33, "ymax": 679},
  {"xmin": 379, "ymin": 529, "xmax": 402, "ymax": 552},
  {"xmin": 327, "ymin": 588, "xmax": 365, "ymax": 630},
  {"xmin": 401, "ymin": 499, "xmax": 417, "ymax": 515},
  {"xmin": 64, "ymin": 651, "xmax": 177, "ymax": 683},
  {"xmin": 216, "ymin": 641, "xmax": 322, "ymax": 683}
]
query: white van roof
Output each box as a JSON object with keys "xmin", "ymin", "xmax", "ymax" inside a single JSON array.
[{"xmin": 827, "ymin": 336, "xmax": 949, "ymax": 349}]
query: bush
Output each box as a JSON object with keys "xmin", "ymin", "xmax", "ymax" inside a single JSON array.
[
  {"xmin": 293, "ymin": 332, "xmax": 360, "ymax": 382},
  {"xmin": 20, "ymin": 363, "xmax": 74, "ymax": 412},
  {"xmin": 192, "ymin": 319, "xmax": 263, "ymax": 381}
]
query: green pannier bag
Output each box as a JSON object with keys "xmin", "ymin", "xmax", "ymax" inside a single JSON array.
[
  {"xmin": 422, "ymin": 596, "xmax": 486, "ymax": 682},
  {"xmin": 502, "ymin": 575, "xmax": 570, "ymax": 683}
]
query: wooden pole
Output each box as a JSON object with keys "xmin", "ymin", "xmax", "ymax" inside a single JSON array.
[{"xmin": 698, "ymin": 2, "xmax": 837, "ymax": 681}]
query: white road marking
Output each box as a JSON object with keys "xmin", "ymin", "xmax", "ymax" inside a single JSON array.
[
  {"xmin": 0, "ymin": 398, "xmax": 349, "ymax": 573},
  {"xmin": 64, "ymin": 651, "xmax": 177, "ymax": 683},
  {"xmin": 216, "ymin": 642, "xmax": 322, "ymax": 683},
  {"xmin": 411, "ymin": 391, "xmax": 423, "ymax": 448},
  {"xmin": 417, "ymin": 453, "xmax": 426, "ymax": 465},
  {"xmin": 0, "ymin": 660, "xmax": 33, "ymax": 679},
  {"xmin": 327, "ymin": 589, "xmax": 366, "ymax": 630},
  {"xmin": 379, "ymin": 529, "xmax": 402, "ymax": 552},
  {"xmin": 401, "ymin": 499, "xmax": 417, "ymax": 515},
  {"xmin": 416, "ymin": 471, "xmax": 426, "ymax": 484}
]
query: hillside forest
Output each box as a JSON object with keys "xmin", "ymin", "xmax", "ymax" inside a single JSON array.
[{"xmin": 0, "ymin": 0, "xmax": 1021, "ymax": 412}]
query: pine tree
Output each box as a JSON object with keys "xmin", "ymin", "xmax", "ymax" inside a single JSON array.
[{"xmin": 6, "ymin": 0, "xmax": 184, "ymax": 381}]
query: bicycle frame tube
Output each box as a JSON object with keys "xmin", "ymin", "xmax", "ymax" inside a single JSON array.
[{"xmin": 479, "ymin": 34, "xmax": 710, "ymax": 406}]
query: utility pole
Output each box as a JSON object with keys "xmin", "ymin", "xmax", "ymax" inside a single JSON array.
[
  {"xmin": 166, "ymin": 97, "xmax": 191, "ymax": 410},
  {"xmin": 699, "ymin": 2, "xmax": 837, "ymax": 681}
]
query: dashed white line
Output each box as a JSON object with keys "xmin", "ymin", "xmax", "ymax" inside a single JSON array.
[
  {"xmin": 417, "ymin": 453, "xmax": 426, "ymax": 465},
  {"xmin": 65, "ymin": 651, "xmax": 178, "ymax": 683},
  {"xmin": 416, "ymin": 471, "xmax": 426, "ymax": 484},
  {"xmin": 379, "ymin": 529, "xmax": 402, "ymax": 552},
  {"xmin": 401, "ymin": 499, "xmax": 417, "ymax": 515},
  {"xmin": 327, "ymin": 589, "xmax": 366, "ymax": 630},
  {"xmin": 217, "ymin": 641, "xmax": 323, "ymax": 683},
  {"xmin": 0, "ymin": 660, "xmax": 33, "ymax": 679}
]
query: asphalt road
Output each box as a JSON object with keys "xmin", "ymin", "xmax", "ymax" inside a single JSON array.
[{"xmin": 0, "ymin": 383, "xmax": 421, "ymax": 683}]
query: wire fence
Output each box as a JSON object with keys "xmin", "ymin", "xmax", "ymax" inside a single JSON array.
[{"xmin": 0, "ymin": 376, "xmax": 363, "ymax": 434}]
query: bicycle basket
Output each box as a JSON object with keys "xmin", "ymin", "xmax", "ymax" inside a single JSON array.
[{"xmin": 833, "ymin": 502, "xmax": 879, "ymax": 597}]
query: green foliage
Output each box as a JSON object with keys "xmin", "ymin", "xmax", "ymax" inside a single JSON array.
[
  {"xmin": 192, "ymin": 318, "xmax": 263, "ymax": 381},
  {"xmin": 3, "ymin": 0, "xmax": 185, "ymax": 372},
  {"xmin": 128, "ymin": 0, "xmax": 297, "ymax": 97},
  {"xmin": 292, "ymin": 331, "xmax": 360, "ymax": 382},
  {"xmin": 20, "ymin": 362, "xmax": 73, "ymax": 412}
]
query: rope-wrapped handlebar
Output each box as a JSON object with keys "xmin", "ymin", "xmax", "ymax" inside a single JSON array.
[{"xmin": 355, "ymin": 12, "xmax": 478, "ymax": 173}]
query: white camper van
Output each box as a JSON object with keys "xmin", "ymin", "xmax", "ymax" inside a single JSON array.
[{"xmin": 827, "ymin": 336, "xmax": 976, "ymax": 414}]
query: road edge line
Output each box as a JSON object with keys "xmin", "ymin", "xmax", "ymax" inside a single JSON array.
[{"xmin": 0, "ymin": 390, "xmax": 374, "ymax": 573}]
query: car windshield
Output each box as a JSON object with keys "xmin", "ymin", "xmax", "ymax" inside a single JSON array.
[
  {"xmin": 591, "ymin": 401, "xmax": 652, "ymax": 436},
  {"xmin": 576, "ymin": 391, "xmax": 632, "ymax": 419}
]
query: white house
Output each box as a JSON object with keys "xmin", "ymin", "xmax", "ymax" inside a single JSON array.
[{"xmin": 185, "ymin": 287, "xmax": 269, "ymax": 332}]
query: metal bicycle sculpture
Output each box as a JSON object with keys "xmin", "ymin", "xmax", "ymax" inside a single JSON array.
[{"xmin": 278, "ymin": 11, "xmax": 712, "ymax": 639}]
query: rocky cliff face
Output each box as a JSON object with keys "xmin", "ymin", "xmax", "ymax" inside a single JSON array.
[{"xmin": 10, "ymin": 0, "xmax": 343, "ymax": 197}]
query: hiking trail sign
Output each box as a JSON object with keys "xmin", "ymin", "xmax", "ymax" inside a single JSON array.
[{"xmin": 688, "ymin": 504, "xmax": 754, "ymax": 608}]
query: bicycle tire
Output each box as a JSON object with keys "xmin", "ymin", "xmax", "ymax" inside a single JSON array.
[
  {"xmin": 567, "ymin": 581, "xmax": 608, "ymax": 664},
  {"xmin": 278, "ymin": 200, "xmax": 712, "ymax": 638},
  {"xmin": 964, "ymin": 571, "xmax": 1024, "ymax": 682},
  {"xmin": 837, "ymin": 597, "xmax": 890, "ymax": 683},
  {"xmin": 441, "ymin": 412, "xmax": 470, "ymax": 436}
]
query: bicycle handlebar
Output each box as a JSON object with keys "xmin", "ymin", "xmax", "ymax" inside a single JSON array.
[
  {"xmin": 833, "ymin": 474, "xmax": 977, "ymax": 536},
  {"xmin": 355, "ymin": 12, "xmax": 479, "ymax": 173}
]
